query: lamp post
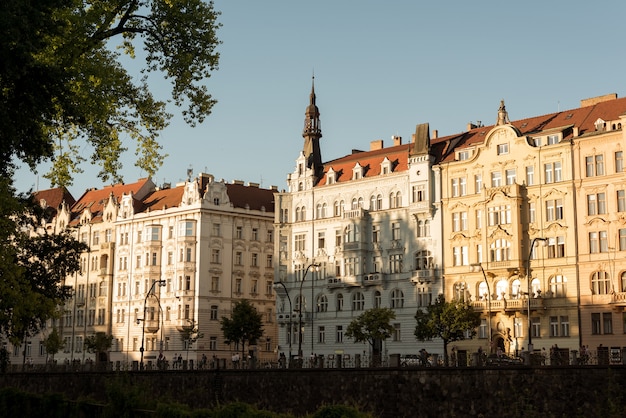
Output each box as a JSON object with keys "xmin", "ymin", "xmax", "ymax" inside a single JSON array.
[
  {"xmin": 526, "ymin": 237, "xmax": 547, "ymax": 360},
  {"xmin": 273, "ymin": 281, "xmax": 293, "ymax": 366},
  {"xmin": 297, "ymin": 263, "xmax": 320, "ymax": 361},
  {"xmin": 140, "ymin": 279, "xmax": 166, "ymax": 370},
  {"xmin": 470, "ymin": 263, "xmax": 493, "ymax": 351}
]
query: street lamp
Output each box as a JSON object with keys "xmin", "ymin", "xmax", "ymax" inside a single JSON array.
[
  {"xmin": 273, "ymin": 281, "xmax": 293, "ymax": 366},
  {"xmin": 140, "ymin": 279, "xmax": 166, "ymax": 370},
  {"xmin": 526, "ymin": 237, "xmax": 547, "ymax": 360},
  {"xmin": 470, "ymin": 263, "xmax": 493, "ymax": 352},
  {"xmin": 297, "ymin": 262, "xmax": 320, "ymax": 361}
]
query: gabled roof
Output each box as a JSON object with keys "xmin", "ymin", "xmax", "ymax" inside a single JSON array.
[
  {"xmin": 33, "ymin": 187, "xmax": 75, "ymax": 211},
  {"xmin": 437, "ymin": 96, "xmax": 626, "ymax": 163},
  {"xmin": 226, "ymin": 183, "xmax": 275, "ymax": 212},
  {"xmin": 140, "ymin": 186, "xmax": 185, "ymax": 212},
  {"xmin": 70, "ymin": 178, "xmax": 154, "ymax": 225}
]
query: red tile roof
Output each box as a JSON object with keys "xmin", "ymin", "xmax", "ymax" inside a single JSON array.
[
  {"xmin": 33, "ymin": 187, "xmax": 75, "ymax": 211},
  {"xmin": 226, "ymin": 183, "xmax": 275, "ymax": 212},
  {"xmin": 141, "ymin": 186, "xmax": 185, "ymax": 212}
]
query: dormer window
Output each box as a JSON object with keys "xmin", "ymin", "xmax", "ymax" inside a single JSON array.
[
  {"xmin": 497, "ymin": 143, "xmax": 509, "ymax": 155},
  {"xmin": 457, "ymin": 150, "xmax": 471, "ymax": 161},
  {"xmin": 326, "ymin": 168, "xmax": 336, "ymax": 185},
  {"xmin": 352, "ymin": 163, "xmax": 363, "ymax": 180},
  {"xmin": 547, "ymin": 135, "xmax": 559, "ymax": 145},
  {"xmin": 595, "ymin": 118, "xmax": 606, "ymax": 131},
  {"xmin": 380, "ymin": 157, "xmax": 392, "ymax": 175}
]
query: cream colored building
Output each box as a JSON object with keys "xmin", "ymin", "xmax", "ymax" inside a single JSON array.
[{"xmin": 273, "ymin": 82, "xmax": 444, "ymax": 365}]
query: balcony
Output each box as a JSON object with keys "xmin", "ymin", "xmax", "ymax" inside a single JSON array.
[
  {"xmin": 471, "ymin": 297, "xmax": 544, "ymax": 313},
  {"xmin": 410, "ymin": 269, "xmax": 436, "ymax": 285},
  {"xmin": 343, "ymin": 208, "xmax": 366, "ymax": 219},
  {"xmin": 326, "ymin": 277, "xmax": 359, "ymax": 289},
  {"xmin": 277, "ymin": 313, "xmax": 297, "ymax": 324},
  {"xmin": 145, "ymin": 319, "xmax": 160, "ymax": 333},
  {"xmin": 362, "ymin": 273, "xmax": 384, "ymax": 286},
  {"xmin": 612, "ymin": 292, "xmax": 626, "ymax": 308}
]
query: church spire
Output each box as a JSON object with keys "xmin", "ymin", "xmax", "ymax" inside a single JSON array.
[{"xmin": 302, "ymin": 75, "xmax": 323, "ymax": 182}]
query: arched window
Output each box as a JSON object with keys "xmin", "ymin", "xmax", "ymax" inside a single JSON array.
[
  {"xmin": 391, "ymin": 289, "xmax": 404, "ymax": 308},
  {"xmin": 296, "ymin": 294, "xmax": 305, "ymax": 312},
  {"xmin": 334, "ymin": 201, "xmax": 341, "ymax": 217},
  {"xmin": 316, "ymin": 204, "xmax": 323, "ymax": 219},
  {"xmin": 550, "ymin": 275, "xmax": 567, "ymax": 297},
  {"xmin": 496, "ymin": 279, "xmax": 508, "ymax": 300},
  {"xmin": 336, "ymin": 293, "xmax": 344, "ymax": 311},
  {"xmin": 322, "ymin": 203, "xmax": 327, "ymax": 218},
  {"xmin": 389, "ymin": 192, "xmax": 396, "ymax": 208},
  {"xmin": 351, "ymin": 198, "xmax": 358, "ymax": 210},
  {"xmin": 415, "ymin": 250, "xmax": 433, "ymax": 270},
  {"xmin": 454, "ymin": 282, "xmax": 467, "ymax": 302},
  {"xmin": 300, "ymin": 206, "xmax": 306, "ymax": 221},
  {"xmin": 370, "ymin": 195, "xmax": 377, "ymax": 211},
  {"xmin": 591, "ymin": 271, "xmax": 611, "ymax": 295},
  {"xmin": 478, "ymin": 281, "xmax": 489, "ymax": 301},
  {"xmin": 531, "ymin": 278, "xmax": 541, "ymax": 297},
  {"xmin": 352, "ymin": 292, "xmax": 365, "ymax": 311},
  {"xmin": 395, "ymin": 191, "xmax": 402, "ymax": 207},
  {"xmin": 374, "ymin": 291, "xmax": 381, "ymax": 308},
  {"xmin": 621, "ymin": 272, "xmax": 626, "ymax": 292},
  {"xmin": 511, "ymin": 279, "xmax": 521, "ymax": 299},
  {"xmin": 317, "ymin": 295, "xmax": 328, "ymax": 312},
  {"xmin": 295, "ymin": 207, "xmax": 300, "ymax": 222}
]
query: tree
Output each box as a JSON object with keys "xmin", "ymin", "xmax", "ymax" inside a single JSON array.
[
  {"xmin": 220, "ymin": 300, "xmax": 264, "ymax": 363},
  {"xmin": 414, "ymin": 294, "xmax": 481, "ymax": 366},
  {"xmin": 43, "ymin": 327, "xmax": 64, "ymax": 365},
  {"xmin": 0, "ymin": 187, "xmax": 88, "ymax": 353},
  {"xmin": 84, "ymin": 332, "xmax": 113, "ymax": 369},
  {"xmin": 345, "ymin": 308, "xmax": 396, "ymax": 366},
  {"xmin": 179, "ymin": 319, "xmax": 204, "ymax": 363},
  {"xmin": 1, "ymin": 0, "xmax": 222, "ymax": 186}
]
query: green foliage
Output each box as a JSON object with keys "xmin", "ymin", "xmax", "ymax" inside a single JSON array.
[
  {"xmin": 220, "ymin": 300, "xmax": 264, "ymax": 357},
  {"xmin": 414, "ymin": 294, "xmax": 481, "ymax": 366},
  {"xmin": 1, "ymin": 0, "xmax": 222, "ymax": 186},
  {"xmin": 0, "ymin": 184, "xmax": 88, "ymax": 344},
  {"xmin": 43, "ymin": 327, "xmax": 64, "ymax": 361},
  {"xmin": 345, "ymin": 307, "xmax": 396, "ymax": 347},
  {"xmin": 84, "ymin": 332, "xmax": 113, "ymax": 356},
  {"xmin": 309, "ymin": 404, "xmax": 374, "ymax": 418}
]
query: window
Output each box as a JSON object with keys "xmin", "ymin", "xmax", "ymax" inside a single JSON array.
[
  {"xmin": 391, "ymin": 289, "xmax": 404, "ymax": 308},
  {"xmin": 266, "ymin": 254, "xmax": 273, "ymax": 268},
  {"xmin": 389, "ymin": 254, "xmax": 403, "ymax": 273},
  {"xmin": 550, "ymin": 275, "xmax": 567, "ymax": 297},
  {"xmin": 620, "ymin": 228, "xmax": 626, "ymax": 251},
  {"xmin": 317, "ymin": 295, "xmax": 328, "ymax": 312},
  {"xmin": 318, "ymin": 326, "xmax": 325, "ymax": 344},
  {"xmin": 591, "ymin": 271, "xmax": 610, "ymax": 295},
  {"xmin": 251, "ymin": 253, "xmax": 258, "ymax": 267},
  {"xmin": 235, "ymin": 252, "xmax": 243, "ymax": 265},
  {"xmin": 490, "ymin": 239, "xmax": 511, "ymax": 262},
  {"xmin": 412, "ymin": 185, "xmax": 425, "ymax": 202},
  {"xmin": 452, "ymin": 178, "xmax": 459, "ymax": 197},
  {"xmin": 336, "ymin": 294, "xmax": 344, "ymax": 311},
  {"xmin": 389, "ymin": 191, "xmax": 402, "ymax": 208},
  {"xmin": 586, "ymin": 155, "xmax": 605, "ymax": 177},
  {"xmin": 525, "ymin": 166, "xmax": 534, "ymax": 186},
  {"xmin": 453, "ymin": 246, "xmax": 468, "ymax": 266},
  {"xmin": 529, "ymin": 202, "xmax": 536, "ymax": 223},
  {"xmin": 546, "ymin": 199, "xmax": 564, "ymax": 221},
  {"xmin": 374, "ymin": 291, "xmax": 381, "ymax": 308},
  {"xmin": 474, "ymin": 174, "xmax": 482, "ymax": 193},
  {"xmin": 415, "ymin": 250, "xmax": 433, "ymax": 270},
  {"xmin": 211, "ymin": 249, "xmax": 221, "ymax": 263},
  {"xmin": 179, "ymin": 221, "xmax": 195, "ymax": 237},
  {"xmin": 505, "ymin": 169, "xmax": 516, "ymax": 185},
  {"xmin": 547, "ymin": 134, "xmax": 559, "ymax": 145},
  {"xmin": 336, "ymin": 325, "xmax": 343, "ymax": 343},
  {"xmin": 491, "ymin": 171, "xmax": 502, "ymax": 187},
  {"xmin": 417, "ymin": 220, "xmax": 430, "ymax": 237},
  {"xmin": 458, "ymin": 150, "xmax": 470, "ymax": 160},
  {"xmin": 479, "ymin": 319, "xmax": 487, "ymax": 339},
  {"xmin": 352, "ymin": 292, "xmax": 365, "ymax": 311},
  {"xmin": 587, "ymin": 193, "xmax": 607, "ymax": 215},
  {"xmin": 211, "ymin": 277, "xmax": 219, "ymax": 292},
  {"xmin": 475, "ymin": 209, "xmax": 483, "ymax": 229},
  {"xmin": 235, "ymin": 226, "xmax": 243, "ymax": 239},
  {"xmin": 497, "ymin": 143, "xmax": 509, "ymax": 155},
  {"xmin": 235, "ymin": 278, "xmax": 242, "ymax": 294},
  {"xmin": 372, "ymin": 225, "xmax": 380, "ymax": 242},
  {"xmin": 618, "ymin": 190, "xmax": 626, "ymax": 212},
  {"xmin": 592, "ymin": 313, "xmax": 601, "ymax": 335},
  {"xmin": 370, "ymin": 194, "xmax": 383, "ymax": 210},
  {"xmin": 530, "ymin": 317, "xmax": 541, "ymax": 338},
  {"xmin": 212, "ymin": 223, "xmax": 221, "ymax": 236},
  {"xmin": 616, "ymin": 151, "xmax": 624, "ymax": 173},
  {"xmin": 488, "ymin": 205, "xmax": 511, "ymax": 225},
  {"xmin": 391, "ymin": 222, "xmax": 400, "ymax": 240},
  {"xmin": 547, "ymin": 237, "xmax": 565, "ymax": 258},
  {"xmin": 210, "ymin": 305, "xmax": 218, "ymax": 320},
  {"xmin": 295, "ymin": 234, "xmax": 306, "ymax": 251},
  {"xmin": 252, "ymin": 228, "xmax": 259, "ymax": 241}
]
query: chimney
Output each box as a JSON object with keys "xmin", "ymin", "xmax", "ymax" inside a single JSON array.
[
  {"xmin": 580, "ymin": 93, "xmax": 618, "ymax": 107},
  {"xmin": 467, "ymin": 122, "xmax": 478, "ymax": 131},
  {"xmin": 370, "ymin": 140, "xmax": 383, "ymax": 151},
  {"xmin": 573, "ymin": 127, "xmax": 579, "ymax": 137},
  {"xmin": 432, "ymin": 130, "xmax": 438, "ymax": 139},
  {"xmin": 392, "ymin": 136, "xmax": 402, "ymax": 146}
]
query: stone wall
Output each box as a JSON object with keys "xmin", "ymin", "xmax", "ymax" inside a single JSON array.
[{"xmin": 1, "ymin": 366, "xmax": 624, "ymax": 417}]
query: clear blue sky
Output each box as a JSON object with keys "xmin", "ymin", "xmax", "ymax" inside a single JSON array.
[{"xmin": 15, "ymin": 0, "xmax": 626, "ymax": 197}]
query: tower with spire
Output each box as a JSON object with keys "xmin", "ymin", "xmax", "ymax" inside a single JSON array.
[{"xmin": 302, "ymin": 76, "xmax": 323, "ymax": 183}]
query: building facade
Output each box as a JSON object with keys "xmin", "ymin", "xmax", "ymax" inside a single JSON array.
[{"xmin": 273, "ymin": 81, "xmax": 444, "ymax": 365}]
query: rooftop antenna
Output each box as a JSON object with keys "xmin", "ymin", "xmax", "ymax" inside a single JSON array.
[{"xmin": 187, "ymin": 166, "xmax": 193, "ymax": 181}]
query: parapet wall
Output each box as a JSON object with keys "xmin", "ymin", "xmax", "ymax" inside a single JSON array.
[{"xmin": 1, "ymin": 366, "xmax": 624, "ymax": 417}]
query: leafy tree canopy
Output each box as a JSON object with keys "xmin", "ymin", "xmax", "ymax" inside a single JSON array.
[
  {"xmin": 345, "ymin": 307, "xmax": 396, "ymax": 347},
  {"xmin": 414, "ymin": 294, "xmax": 481, "ymax": 366},
  {"xmin": 220, "ymin": 300, "xmax": 264, "ymax": 357},
  {"xmin": 0, "ymin": 179, "xmax": 88, "ymax": 345},
  {"xmin": 0, "ymin": 0, "xmax": 221, "ymax": 187},
  {"xmin": 84, "ymin": 332, "xmax": 113, "ymax": 355}
]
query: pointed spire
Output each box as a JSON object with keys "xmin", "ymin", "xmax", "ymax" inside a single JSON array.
[
  {"xmin": 496, "ymin": 99, "xmax": 510, "ymax": 126},
  {"xmin": 302, "ymin": 75, "xmax": 323, "ymax": 182}
]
